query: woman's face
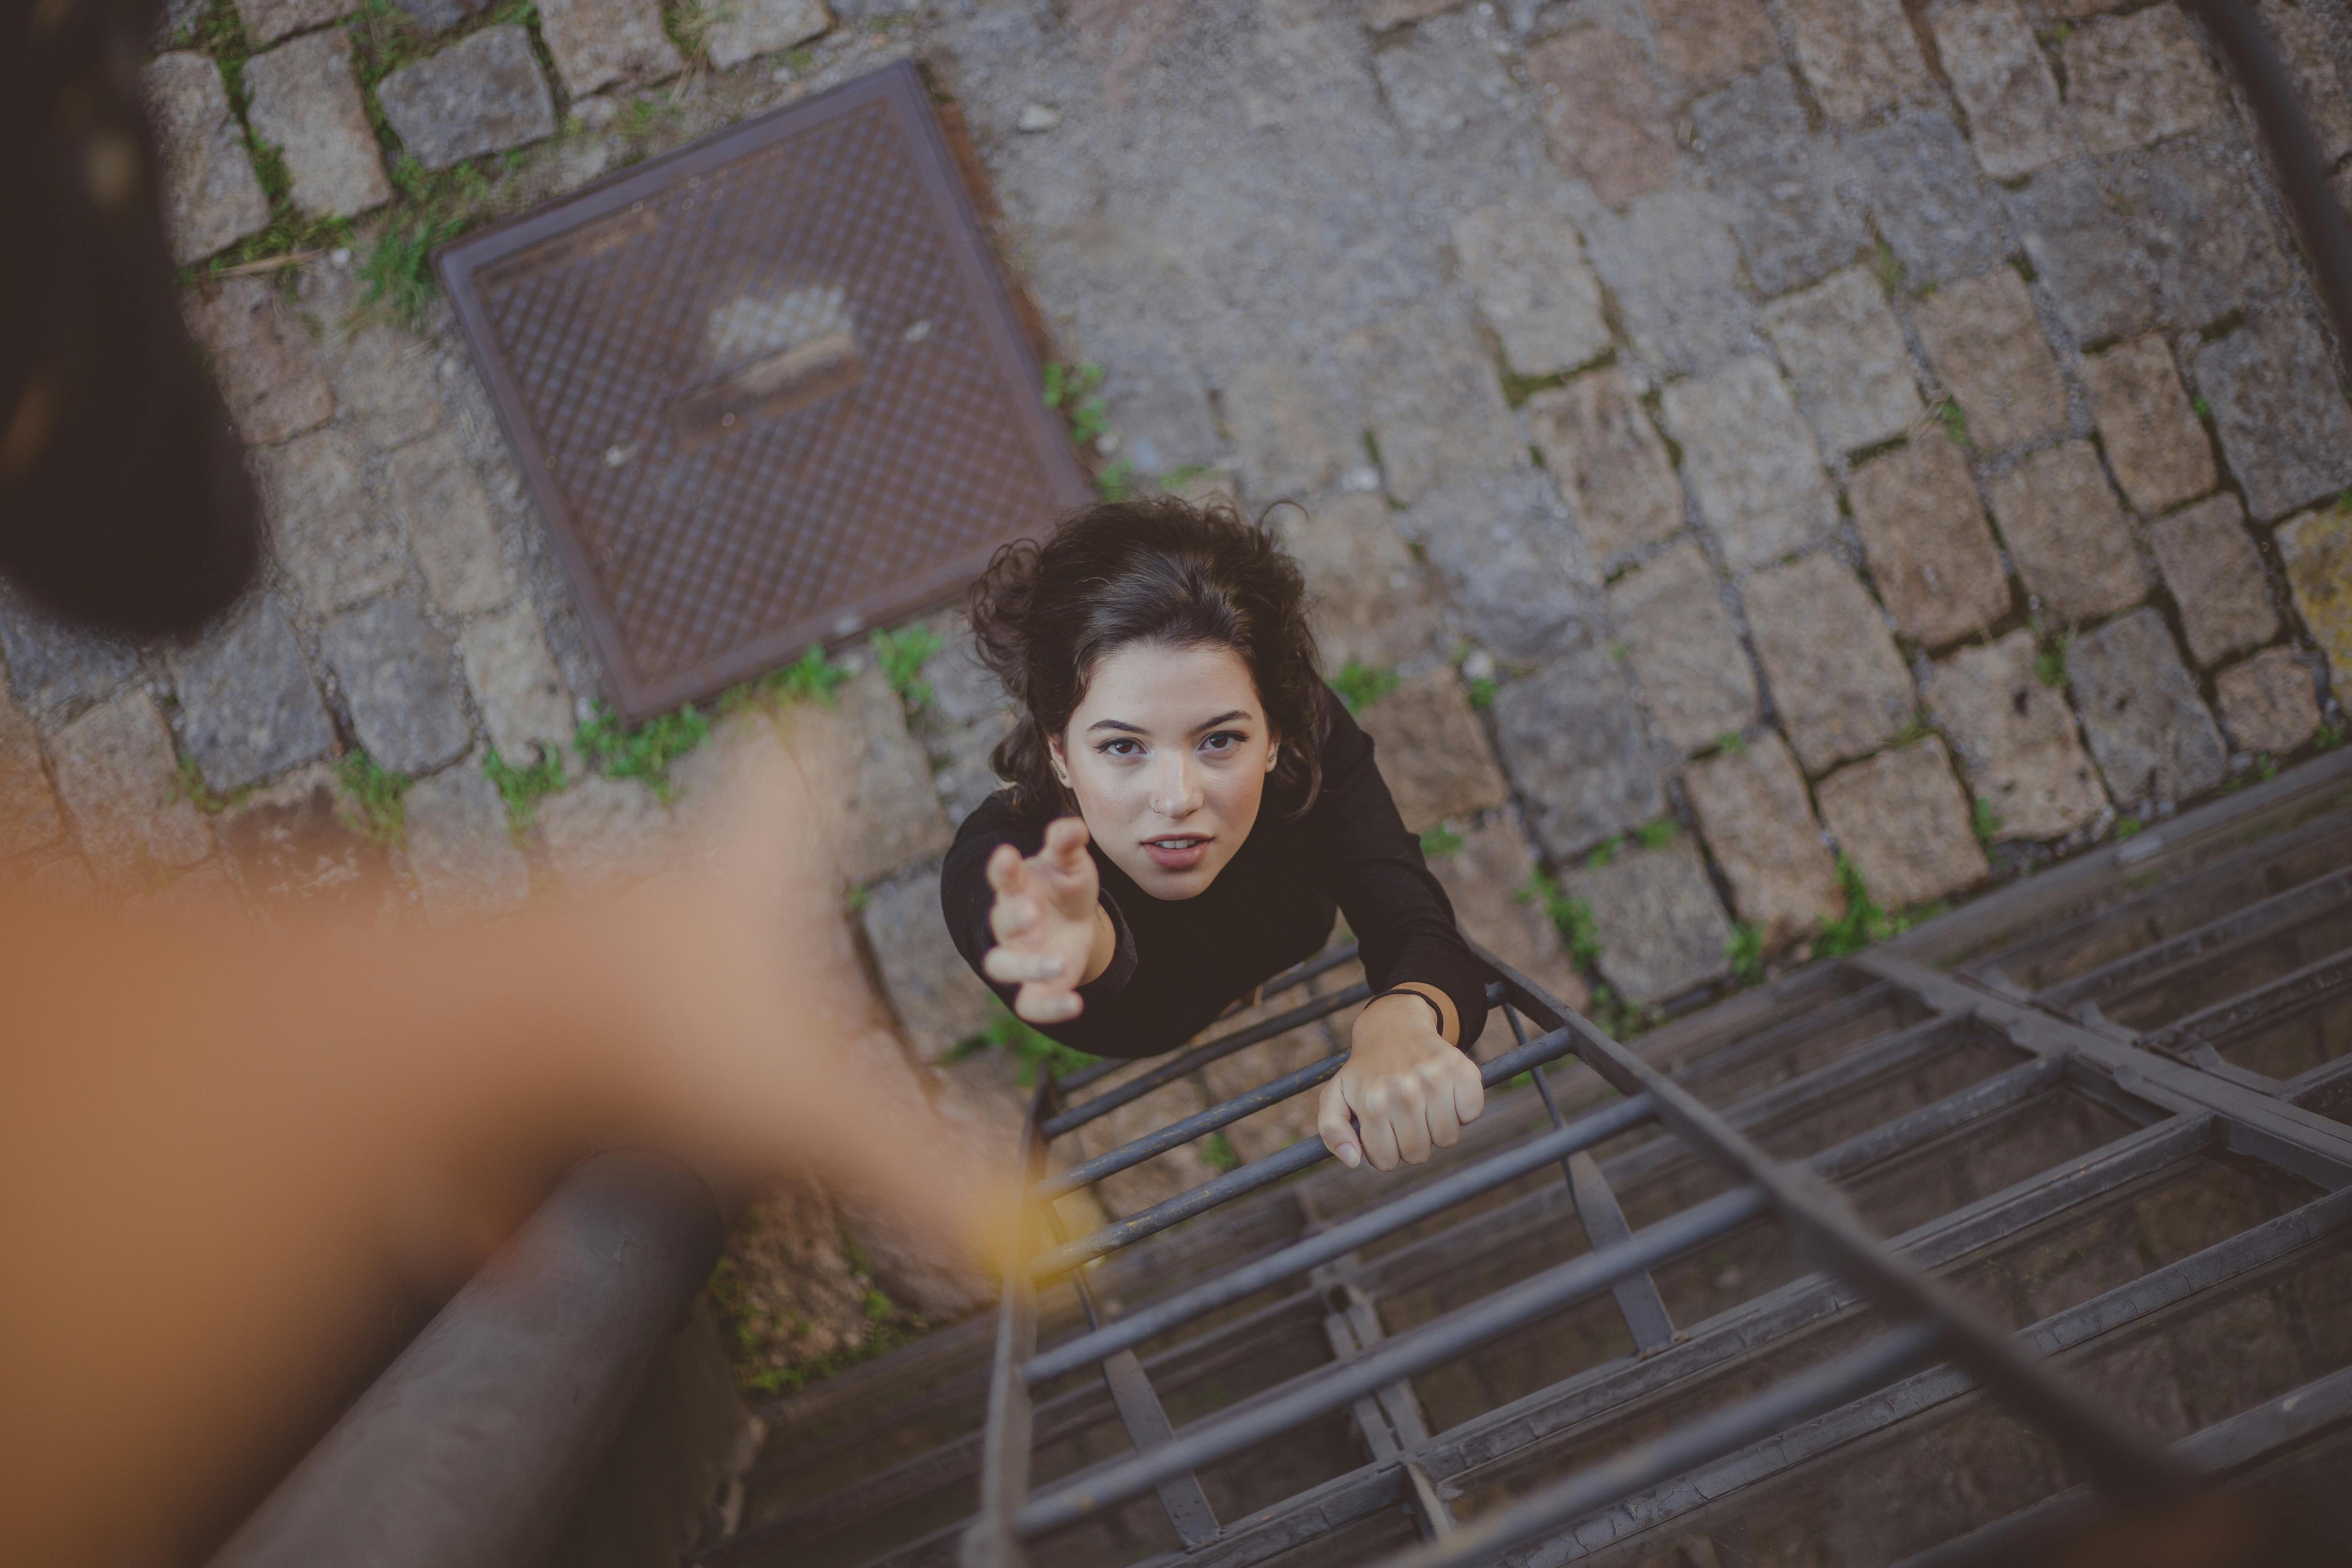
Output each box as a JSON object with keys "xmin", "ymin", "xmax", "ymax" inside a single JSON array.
[{"xmin": 1049, "ymin": 641, "xmax": 1279, "ymax": 900}]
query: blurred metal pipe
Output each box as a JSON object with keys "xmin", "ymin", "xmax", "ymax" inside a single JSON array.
[{"xmin": 210, "ymin": 1149, "xmax": 724, "ymax": 1568}]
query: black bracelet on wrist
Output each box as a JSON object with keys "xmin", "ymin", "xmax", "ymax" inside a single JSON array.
[{"xmin": 1372, "ymin": 986, "xmax": 1448, "ymax": 1036}]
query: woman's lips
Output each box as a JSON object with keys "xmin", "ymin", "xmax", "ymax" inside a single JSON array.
[{"xmin": 1143, "ymin": 836, "xmax": 1210, "ymax": 870}]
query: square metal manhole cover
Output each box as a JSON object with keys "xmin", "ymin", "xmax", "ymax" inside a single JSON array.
[{"xmin": 438, "ymin": 62, "xmax": 1089, "ymax": 723}]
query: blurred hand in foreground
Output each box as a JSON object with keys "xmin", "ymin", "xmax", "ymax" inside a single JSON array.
[{"xmin": 0, "ymin": 750, "xmax": 1017, "ymax": 1568}]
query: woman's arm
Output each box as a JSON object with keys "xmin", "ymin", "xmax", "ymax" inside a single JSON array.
[{"xmin": 1306, "ymin": 689, "xmax": 1493, "ymax": 1169}]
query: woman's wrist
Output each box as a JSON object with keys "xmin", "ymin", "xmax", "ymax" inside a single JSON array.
[{"xmin": 1379, "ymin": 981, "xmax": 1458, "ymax": 1045}]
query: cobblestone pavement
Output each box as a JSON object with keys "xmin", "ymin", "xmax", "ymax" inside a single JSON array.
[{"xmin": 29, "ymin": 0, "xmax": 2352, "ymax": 1320}]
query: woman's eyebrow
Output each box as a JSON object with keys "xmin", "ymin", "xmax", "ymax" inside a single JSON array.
[
  {"xmin": 1192, "ymin": 710, "xmax": 1252, "ymax": 731},
  {"xmin": 1086, "ymin": 718, "xmax": 1146, "ymax": 734}
]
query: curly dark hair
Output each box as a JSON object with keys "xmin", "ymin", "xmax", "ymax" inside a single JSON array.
[{"xmin": 967, "ymin": 495, "xmax": 1330, "ymax": 826}]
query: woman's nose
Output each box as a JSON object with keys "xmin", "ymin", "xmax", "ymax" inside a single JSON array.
[{"xmin": 1150, "ymin": 754, "xmax": 1203, "ymax": 817}]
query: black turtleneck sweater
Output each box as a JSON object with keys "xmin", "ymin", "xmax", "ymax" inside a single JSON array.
[{"xmin": 939, "ymin": 686, "xmax": 1488, "ymax": 1060}]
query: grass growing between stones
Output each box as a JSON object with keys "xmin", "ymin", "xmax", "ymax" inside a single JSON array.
[
  {"xmin": 705, "ymin": 1233, "xmax": 922, "ymax": 1399},
  {"xmin": 1813, "ymin": 856, "xmax": 1944, "ymax": 958},
  {"xmin": 169, "ymin": 753, "xmax": 254, "ymax": 815},
  {"xmin": 1724, "ymin": 922, "xmax": 1764, "ymax": 986},
  {"xmin": 483, "ymin": 744, "xmax": 566, "ymax": 836},
  {"xmin": 337, "ymin": 750, "xmax": 410, "ymax": 848},
  {"xmin": 577, "ymin": 701, "xmax": 711, "ymax": 802},
  {"xmin": 951, "ymin": 1003, "xmax": 1097, "ymax": 1086},
  {"xmin": 1201, "ymin": 1132, "xmax": 1241, "ymax": 1173},
  {"xmin": 1332, "ymin": 661, "xmax": 1399, "ymax": 714},
  {"xmin": 171, "ymin": 0, "xmax": 358, "ymax": 287},
  {"xmin": 1466, "ymin": 676, "xmax": 1496, "ymax": 710},
  {"xmin": 1419, "ymin": 822, "xmax": 1463, "ymax": 857},
  {"xmin": 1973, "ymin": 798, "xmax": 2003, "ymax": 846},
  {"xmin": 722, "ymin": 643, "xmax": 854, "ymax": 713},
  {"xmin": 872, "ymin": 624, "xmax": 944, "ymax": 711}
]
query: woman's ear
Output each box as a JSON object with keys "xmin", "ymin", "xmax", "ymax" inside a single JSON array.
[
  {"xmin": 1047, "ymin": 733, "xmax": 1074, "ymax": 788},
  {"xmin": 1265, "ymin": 737, "xmax": 1281, "ymax": 774}
]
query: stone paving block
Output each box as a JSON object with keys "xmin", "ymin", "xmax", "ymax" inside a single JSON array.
[
  {"xmin": 1759, "ymin": 267, "xmax": 1923, "ymax": 457},
  {"xmin": 2085, "ymin": 337, "xmax": 2214, "ymax": 514},
  {"xmin": 1923, "ymin": 630, "xmax": 2106, "ymax": 841},
  {"xmin": 1986, "ymin": 441, "xmax": 2151, "ymax": 623},
  {"xmin": 122, "ymin": 859, "xmax": 241, "ymax": 923},
  {"xmin": 2061, "ymin": 6, "xmax": 2222, "ymax": 158},
  {"xmin": 2147, "ymin": 495, "xmax": 2277, "ymax": 668},
  {"xmin": 1274, "ymin": 495, "xmax": 1441, "ymax": 674},
  {"xmin": 142, "ymin": 54, "xmax": 269, "ymax": 266},
  {"xmin": 314, "ymin": 318, "xmax": 447, "ymax": 454},
  {"xmin": 2278, "ymin": 507, "xmax": 2352, "ymax": 688},
  {"xmin": 1354, "ymin": 671, "xmax": 1511, "ymax": 834},
  {"xmin": 1219, "ymin": 357, "xmax": 1351, "ymax": 501},
  {"xmin": 0, "ymin": 587, "xmax": 139, "ymax": 714},
  {"xmin": 1408, "ymin": 468, "xmax": 1603, "ymax": 663},
  {"xmin": 377, "ymin": 26, "xmax": 558, "ymax": 171},
  {"xmin": 1199, "ymin": 1017, "xmax": 1334, "ymax": 1162},
  {"xmin": 456, "ymin": 601, "xmax": 573, "ymax": 763},
  {"xmin": 0, "ymin": 681, "xmax": 63, "ymax": 863},
  {"xmin": 392, "ymin": 0, "xmax": 492, "ymax": 33},
  {"xmin": 1648, "ymin": 0, "xmax": 1779, "ymax": 91},
  {"xmin": 914, "ymin": 620, "xmax": 1015, "ymax": 827},
  {"xmin": 1527, "ymin": 28, "xmax": 1678, "ymax": 209},
  {"xmin": 1816, "ymin": 739, "xmax": 1988, "ymax": 909},
  {"xmin": 1780, "ymin": 0, "xmax": 1930, "ymax": 124},
  {"xmin": 2005, "ymin": 163, "xmax": 2159, "ymax": 344},
  {"xmin": 1563, "ymin": 839, "xmax": 1733, "ymax": 1005},
  {"xmin": 1344, "ymin": 307, "xmax": 1519, "ymax": 508},
  {"xmin": 1838, "ymin": 112, "xmax": 2013, "ymax": 291},
  {"xmin": 1847, "ymin": 436, "xmax": 2011, "ymax": 647},
  {"xmin": 863, "ymin": 858, "xmax": 998, "ymax": 1065},
  {"xmin": 49, "ymin": 691, "xmax": 213, "ymax": 888},
  {"xmin": 17, "ymin": 851, "xmax": 98, "ymax": 903},
  {"xmin": 1692, "ymin": 66, "xmax": 1860, "ymax": 299},
  {"xmin": 1364, "ymin": 0, "xmax": 1460, "ymax": 25},
  {"xmin": 1742, "ymin": 552, "xmax": 1916, "ymax": 774},
  {"xmin": 1933, "ymin": 0, "xmax": 2075, "ymax": 180},
  {"xmin": 1606, "ymin": 541, "xmax": 1758, "ymax": 755},
  {"xmin": 1586, "ymin": 190, "xmax": 1753, "ymax": 376},
  {"xmin": 2066, "ymin": 607, "xmax": 2229, "ymax": 805},
  {"xmin": 1683, "ymin": 731, "xmax": 1841, "ymax": 949},
  {"xmin": 2196, "ymin": 307, "xmax": 2352, "ymax": 523},
  {"xmin": 1525, "ymin": 369, "xmax": 1682, "ymax": 565},
  {"xmin": 538, "ymin": 0, "xmax": 682, "ymax": 99},
  {"xmin": 1426, "ymin": 815, "xmax": 1590, "ymax": 1024},
  {"xmin": 1491, "ymin": 646, "xmax": 1666, "ymax": 861},
  {"xmin": 2214, "ymin": 649, "xmax": 2323, "ymax": 756},
  {"xmin": 2116, "ymin": 134, "xmax": 2292, "ymax": 332},
  {"xmin": 321, "ymin": 596, "xmax": 474, "ymax": 776},
  {"xmin": 403, "ymin": 760, "xmax": 531, "ymax": 925},
  {"xmin": 233, "ymin": 0, "xmax": 355, "ymax": 43},
  {"xmin": 258, "ymin": 428, "xmax": 411, "ymax": 614},
  {"xmin": 537, "ymin": 772, "xmax": 677, "ymax": 889},
  {"xmin": 781, "ymin": 668, "xmax": 955, "ymax": 887},
  {"xmin": 1660, "ymin": 357, "xmax": 1837, "ymax": 574},
  {"xmin": 706, "ymin": 0, "xmax": 832, "ymax": 70},
  {"xmin": 2261, "ymin": 0, "xmax": 2352, "ymax": 163},
  {"xmin": 1368, "ymin": 8, "xmax": 1526, "ymax": 162},
  {"xmin": 1911, "ymin": 267, "xmax": 2066, "ymax": 452},
  {"xmin": 388, "ymin": 431, "xmax": 514, "ymax": 617},
  {"xmin": 178, "ymin": 278, "xmax": 334, "ymax": 448},
  {"xmin": 242, "ymin": 30, "xmax": 391, "ymax": 219},
  {"xmin": 216, "ymin": 763, "xmax": 390, "ymax": 915},
  {"xmin": 1450, "ymin": 196, "xmax": 1609, "ymax": 377},
  {"xmin": 168, "ymin": 597, "xmax": 334, "ymax": 793}
]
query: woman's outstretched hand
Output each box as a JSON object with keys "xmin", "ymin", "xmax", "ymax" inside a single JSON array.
[
  {"xmin": 1317, "ymin": 991, "xmax": 1485, "ymax": 1170},
  {"xmin": 982, "ymin": 817, "xmax": 1112, "ymax": 1025}
]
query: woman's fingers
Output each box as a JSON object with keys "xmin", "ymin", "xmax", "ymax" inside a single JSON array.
[
  {"xmin": 989, "ymin": 893, "xmax": 1038, "ymax": 942},
  {"xmin": 1349, "ymin": 1076, "xmax": 1404, "ymax": 1171},
  {"xmin": 983, "ymin": 947, "xmax": 1065, "ymax": 984},
  {"xmin": 1316, "ymin": 1079, "xmax": 1361, "ymax": 1169},
  {"xmin": 985, "ymin": 842, "xmax": 1026, "ymax": 896},
  {"xmin": 1421, "ymin": 1056, "xmax": 1463, "ymax": 1150},
  {"xmin": 1014, "ymin": 983, "xmax": 1082, "ymax": 1024},
  {"xmin": 1449, "ymin": 1051, "xmax": 1487, "ymax": 1129},
  {"xmin": 1042, "ymin": 816, "xmax": 1090, "ymax": 866}
]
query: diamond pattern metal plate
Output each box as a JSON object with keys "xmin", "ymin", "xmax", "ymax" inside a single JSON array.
[{"xmin": 436, "ymin": 62, "xmax": 1090, "ymax": 723}]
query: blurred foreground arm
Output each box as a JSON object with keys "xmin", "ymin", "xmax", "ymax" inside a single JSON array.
[{"xmin": 0, "ymin": 758, "xmax": 1011, "ymax": 1567}]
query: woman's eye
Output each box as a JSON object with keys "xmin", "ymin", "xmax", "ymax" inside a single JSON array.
[
  {"xmin": 1202, "ymin": 731, "xmax": 1243, "ymax": 753},
  {"xmin": 1098, "ymin": 738, "xmax": 1141, "ymax": 757}
]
